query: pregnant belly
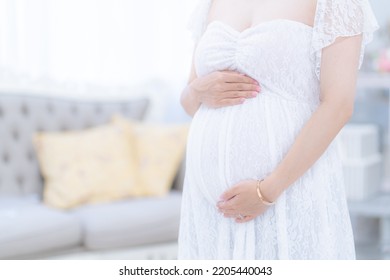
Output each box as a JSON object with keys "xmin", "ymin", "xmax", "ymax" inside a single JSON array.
[{"xmin": 185, "ymin": 92, "xmax": 316, "ymax": 204}]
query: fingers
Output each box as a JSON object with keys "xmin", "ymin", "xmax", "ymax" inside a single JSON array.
[
  {"xmin": 203, "ymin": 71, "xmax": 262, "ymax": 109},
  {"xmin": 212, "ymin": 91, "xmax": 259, "ymax": 108},
  {"xmin": 224, "ymin": 83, "xmax": 260, "ymax": 93},
  {"xmin": 235, "ymin": 215, "xmax": 255, "ymax": 223},
  {"xmin": 203, "ymin": 96, "xmax": 244, "ymax": 109},
  {"xmin": 214, "ymin": 98, "xmax": 246, "ymax": 108},
  {"xmin": 220, "ymin": 209, "xmax": 237, "ymax": 216},
  {"xmin": 220, "ymin": 75, "xmax": 261, "ymax": 101},
  {"xmin": 218, "ymin": 208, "xmax": 247, "ymax": 219},
  {"xmin": 217, "ymin": 196, "xmax": 238, "ymax": 214},
  {"xmin": 222, "ymin": 212, "xmax": 237, "ymax": 218},
  {"xmin": 219, "ymin": 211, "xmax": 254, "ymax": 223},
  {"xmin": 220, "ymin": 71, "xmax": 259, "ymax": 85},
  {"xmin": 225, "ymin": 90, "xmax": 259, "ymax": 99},
  {"xmin": 219, "ymin": 187, "xmax": 239, "ymax": 202},
  {"xmin": 217, "ymin": 200, "xmax": 236, "ymax": 212}
]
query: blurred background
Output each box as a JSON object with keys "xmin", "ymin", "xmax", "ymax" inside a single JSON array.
[
  {"xmin": 0, "ymin": 0, "xmax": 198, "ymax": 122},
  {"xmin": 0, "ymin": 0, "xmax": 389, "ymax": 260}
]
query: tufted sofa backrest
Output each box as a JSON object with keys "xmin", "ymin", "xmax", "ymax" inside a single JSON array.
[{"xmin": 0, "ymin": 93, "xmax": 150, "ymax": 197}]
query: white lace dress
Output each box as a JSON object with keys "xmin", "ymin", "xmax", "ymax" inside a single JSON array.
[{"xmin": 178, "ymin": 0, "xmax": 378, "ymax": 259}]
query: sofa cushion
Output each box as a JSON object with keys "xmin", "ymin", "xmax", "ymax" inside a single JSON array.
[
  {"xmin": 71, "ymin": 191, "xmax": 182, "ymax": 250},
  {"xmin": 111, "ymin": 115, "xmax": 190, "ymax": 196},
  {"xmin": 0, "ymin": 196, "xmax": 82, "ymax": 259},
  {"xmin": 33, "ymin": 123, "xmax": 143, "ymax": 209}
]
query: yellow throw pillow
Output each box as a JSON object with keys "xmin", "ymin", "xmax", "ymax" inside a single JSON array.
[
  {"xmin": 33, "ymin": 123, "xmax": 142, "ymax": 209},
  {"xmin": 111, "ymin": 114, "xmax": 190, "ymax": 196}
]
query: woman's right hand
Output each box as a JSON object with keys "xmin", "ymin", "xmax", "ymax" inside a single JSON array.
[{"xmin": 189, "ymin": 70, "xmax": 261, "ymax": 108}]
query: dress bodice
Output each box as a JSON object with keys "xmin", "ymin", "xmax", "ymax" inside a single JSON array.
[{"xmin": 194, "ymin": 20, "xmax": 320, "ymax": 106}]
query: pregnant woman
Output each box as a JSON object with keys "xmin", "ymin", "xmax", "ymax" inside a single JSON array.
[{"xmin": 178, "ymin": 0, "xmax": 378, "ymax": 259}]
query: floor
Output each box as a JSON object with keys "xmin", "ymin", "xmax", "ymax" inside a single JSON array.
[
  {"xmin": 43, "ymin": 242, "xmax": 387, "ymax": 260},
  {"xmin": 39, "ymin": 216, "xmax": 390, "ymax": 260},
  {"xmin": 356, "ymin": 243, "xmax": 390, "ymax": 260}
]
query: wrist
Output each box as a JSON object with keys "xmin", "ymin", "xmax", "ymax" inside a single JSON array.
[
  {"xmin": 255, "ymin": 179, "xmax": 274, "ymax": 206},
  {"xmin": 181, "ymin": 82, "xmax": 202, "ymax": 117},
  {"xmin": 260, "ymin": 174, "xmax": 285, "ymax": 203},
  {"xmin": 188, "ymin": 81, "xmax": 202, "ymax": 104}
]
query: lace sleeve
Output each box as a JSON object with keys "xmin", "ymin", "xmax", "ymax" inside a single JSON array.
[
  {"xmin": 187, "ymin": 0, "xmax": 213, "ymax": 43},
  {"xmin": 311, "ymin": 0, "xmax": 379, "ymax": 79}
]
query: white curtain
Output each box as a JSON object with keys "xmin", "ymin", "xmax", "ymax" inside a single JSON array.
[{"xmin": 0, "ymin": 0, "xmax": 197, "ymax": 98}]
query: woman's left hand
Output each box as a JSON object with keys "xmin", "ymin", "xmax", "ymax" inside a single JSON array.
[{"xmin": 217, "ymin": 179, "xmax": 269, "ymax": 223}]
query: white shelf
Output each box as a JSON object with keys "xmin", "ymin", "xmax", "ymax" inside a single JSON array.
[
  {"xmin": 357, "ymin": 72, "xmax": 390, "ymax": 192},
  {"xmin": 348, "ymin": 194, "xmax": 390, "ymax": 253},
  {"xmin": 348, "ymin": 194, "xmax": 390, "ymax": 217},
  {"xmin": 358, "ymin": 72, "xmax": 390, "ymax": 89},
  {"xmin": 351, "ymin": 73, "xmax": 390, "ymax": 253}
]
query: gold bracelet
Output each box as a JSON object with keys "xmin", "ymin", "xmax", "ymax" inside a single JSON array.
[{"xmin": 256, "ymin": 179, "xmax": 275, "ymax": 206}]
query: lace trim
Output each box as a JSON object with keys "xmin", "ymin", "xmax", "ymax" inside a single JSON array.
[{"xmin": 311, "ymin": 0, "xmax": 379, "ymax": 79}]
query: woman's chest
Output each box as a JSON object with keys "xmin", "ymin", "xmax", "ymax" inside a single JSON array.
[
  {"xmin": 194, "ymin": 20, "xmax": 315, "ymax": 81},
  {"xmin": 209, "ymin": 0, "xmax": 316, "ymax": 32}
]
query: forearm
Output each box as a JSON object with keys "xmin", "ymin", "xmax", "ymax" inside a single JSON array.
[
  {"xmin": 264, "ymin": 100, "xmax": 353, "ymax": 201},
  {"xmin": 180, "ymin": 84, "xmax": 201, "ymax": 117}
]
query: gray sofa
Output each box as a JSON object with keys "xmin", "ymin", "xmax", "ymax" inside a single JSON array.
[{"xmin": 0, "ymin": 93, "xmax": 185, "ymax": 259}]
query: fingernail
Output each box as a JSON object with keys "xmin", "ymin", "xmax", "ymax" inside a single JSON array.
[
  {"xmin": 256, "ymin": 85, "xmax": 261, "ymax": 91},
  {"xmin": 251, "ymin": 92, "xmax": 257, "ymax": 97},
  {"xmin": 240, "ymin": 98, "xmax": 245, "ymax": 103}
]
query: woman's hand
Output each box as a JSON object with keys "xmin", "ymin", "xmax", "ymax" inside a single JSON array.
[
  {"xmin": 181, "ymin": 56, "xmax": 261, "ymax": 116},
  {"xmin": 189, "ymin": 70, "xmax": 261, "ymax": 109},
  {"xmin": 217, "ymin": 179, "xmax": 270, "ymax": 223}
]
